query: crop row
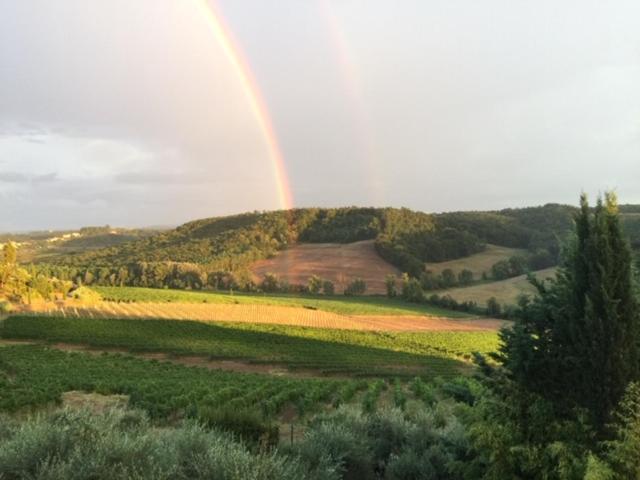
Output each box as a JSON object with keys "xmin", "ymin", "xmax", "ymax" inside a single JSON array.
[
  {"xmin": 0, "ymin": 345, "xmax": 357, "ymax": 419},
  {"xmin": 2, "ymin": 316, "xmax": 498, "ymax": 377},
  {"xmin": 92, "ymin": 286, "xmax": 471, "ymax": 317}
]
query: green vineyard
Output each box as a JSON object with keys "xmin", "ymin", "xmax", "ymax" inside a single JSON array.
[{"xmin": 1, "ymin": 316, "xmax": 499, "ymax": 377}]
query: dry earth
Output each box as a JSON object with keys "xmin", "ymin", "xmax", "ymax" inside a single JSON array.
[{"xmin": 250, "ymin": 240, "xmax": 401, "ymax": 294}]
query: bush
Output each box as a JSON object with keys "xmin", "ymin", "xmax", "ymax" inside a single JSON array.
[
  {"xmin": 308, "ymin": 275, "xmax": 323, "ymax": 295},
  {"xmin": 0, "ymin": 407, "xmax": 323, "ymax": 480},
  {"xmin": 322, "ymin": 280, "xmax": 335, "ymax": 296},
  {"xmin": 196, "ymin": 406, "xmax": 279, "ymax": 447},
  {"xmin": 486, "ymin": 297, "xmax": 502, "ymax": 316},
  {"xmin": 261, "ymin": 273, "xmax": 280, "ymax": 293},
  {"xmin": 401, "ymin": 274, "xmax": 424, "ymax": 303},
  {"xmin": 385, "ymin": 274, "xmax": 397, "ymax": 298},
  {"xmin": 344, "ymin": 278, "xmax": 366, "ymax": 296}
]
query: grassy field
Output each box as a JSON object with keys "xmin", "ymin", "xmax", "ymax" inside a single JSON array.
[
  {"xmin": 425, "ymin": 244, "xmax": 527, "ymax": 278},
  {"xmin": 1, "ymin": 316, "xmax": 499, "ymax": 377},
  {"xmin": 440, "ymin": 267, "xmax": 557, "ymax": 306},
  {"xmin": 93, "ymin": 286, "xmax": 472, "ymax": 318},
  {"xmin": 0, "ymin": 344, "xmax": 352, "ymax": 418}
]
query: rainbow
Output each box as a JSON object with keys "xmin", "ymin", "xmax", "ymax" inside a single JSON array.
[
  {"xmin": 318, "ymin": 1, "xmax": 385, "ymax": 204},
  {"xmin": 195, "ymin": 0, "xmax": 293, "ymax": 210}
]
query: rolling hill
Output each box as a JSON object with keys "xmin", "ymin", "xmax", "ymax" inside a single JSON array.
[{"xmin": 22, "ymin": 204, "xmax": 640, "ymax": 298}]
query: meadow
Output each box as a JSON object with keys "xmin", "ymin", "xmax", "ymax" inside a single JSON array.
[
  {"xmin": 93, "ymin": 286, "xmax": 472, "ymax": 317},
  {"xmin": 425, "ymin": 244, "xmax": 527, "ymax": 278},
  {"xmin": 0, "ymin": 316, "xmax": 499, "ymax": 377},
  {"xmin": 440, "ymin": 267, "xmax": 557, "ymax": 306}
]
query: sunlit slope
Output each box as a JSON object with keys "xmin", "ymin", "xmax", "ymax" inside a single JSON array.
[
  {"xmin": 250, "ymin": 240, "xmax": 400, "ymax": 294},
  {"xmin": 425, "ymin": 244, "xmax": 527, "ymax": 278},
  {"xmin": 439, "ymin": 267, "xmax": 557, "ymax": 306}
]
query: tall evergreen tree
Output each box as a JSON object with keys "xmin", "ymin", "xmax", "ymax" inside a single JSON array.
[{"xmin": 498, "ymin": 193, "xmax": 640, "ymax": 432}]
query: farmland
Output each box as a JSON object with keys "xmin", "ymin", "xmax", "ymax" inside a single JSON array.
[
  {"xmin": 93, "ymin": 286, "xmax": 471, "ymax": 317},
  {"xmin": 0, "ymin": 316, "xmax": 499, "ymax": 377},
  {"xmin": 250, "ymin": 240, "xmax": 401, "ymax": 294},
  {"xmin": 0, "ymin": 344, "xmax": 352, "ymax": 418},
  {"xmin": 440, "ymin": 267, "xmax": 557, "ymax": 306},
  {"xmin": 29, "ymin": 301, "xmax": 502, "ymax": 332},
  {"xmin": 425, "ymin": 244, "xmax": 527, "ymax": 278}
]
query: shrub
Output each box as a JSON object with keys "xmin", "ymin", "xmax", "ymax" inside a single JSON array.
[
  {"xmin": 260, "ymin": 273, "xmax": 280, "ymax": 293},
  {"xmin": 196, "ymin": 406, "xmax": 279, "ymax": 447},
  {"xmin": 401, "ymin": 275, "xmax": 423, "ymax": 303},
  {"xmin": 322, "ymin": 280, "xmax": 335, "ymax": 296},
  {"xmin": 486, "ymin": 297, "xmax": 502, "ymax": 316},
  {"xmin": 385, "ymin": 274, "xmax": 397, "ymax": 298},
  {"xmin": 344, "ymin": 278, "xmax": 366, "ymax": 296},
  {"xmin": 0, "ymin": 407, "xmax": 326, "ymax": 480},
  {"xmin": 307, "ymin": 275, "xmax": 323, "ymax": 295}
]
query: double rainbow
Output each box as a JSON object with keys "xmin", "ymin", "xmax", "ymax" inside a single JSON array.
[{"xmin": 195, "ymin": 0, "xmax": 293, "ymax": 210}]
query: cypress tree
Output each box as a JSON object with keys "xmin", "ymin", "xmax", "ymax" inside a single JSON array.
[{"xmin": 498, "ymin": 193, "xmax": 640, "ymax": 433}]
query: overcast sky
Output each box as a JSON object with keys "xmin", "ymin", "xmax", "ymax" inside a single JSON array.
[{"xmin": 1, "ymin": 0, "xmax": 639, "ymax": 231}]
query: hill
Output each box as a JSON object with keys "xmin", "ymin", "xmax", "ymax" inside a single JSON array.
[{"xmin": 35, "ymin": 205, "xmax": 582, "ymax": 291}]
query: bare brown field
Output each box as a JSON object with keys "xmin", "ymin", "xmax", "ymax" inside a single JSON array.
[
  {"xmin": 29, "ymin": 301, "xmax": 505, "ymax": 332},
  {"xmin": 250, "ymin": 240, "xmax": 401, "ymax": 294}
]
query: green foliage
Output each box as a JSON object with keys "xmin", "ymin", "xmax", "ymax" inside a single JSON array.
[
  {"xmin": 593, "ymin": 382, "xmax": 640, "ymax": 478},
  {"xmin": 384, "ymin": 274, "xmax": 397, "ymax": 298},
  {"xmin": 196, "ymin": 406, "xmax": 279, "ymax": 446},
  {"xmin": 291, "ymin": 405, "xmax": 476, "ymax": 480},
  {"xmin": 486, "ymin": 297, "xmax": 502, "ymax": 317},
  {"xmin": 92, "ymin": 286, "xmax": 471, "ymax": 317},
  {"xmin": 490, "ymin": 255, "xmax": 527, "ymax": 280},
  {"xmin": 322, "ymin": 280, "xmax": 335, "ymax": 296},
  {"xmin": 498, "ymin": 193, "xmax": 640, "ymax": 431},
  {"xmin": 308, "ymin": 275, "xmax": 323, "ymax": 294},
  {"xmin": 401, "ymin": 275, "xmax": 424, "ymax": 304},
  {"xmin": 261, "ymin": 273, "xmax": 280, "ymax": 293},
  {"xmin": 343, "ymin": 278, "xmax": 366, "ymax": 296},
  {"xmin": 0, "ymin": 345, "xmax": 346, "ymax": 418},
  {"xmin": 457, "ymin": 269, "xmax": 474, "ymax": 286},
  {"xmin": 38, "ymin": 204, "xmax": 580, "ymax": 291},
  {"xmin": 1, "ymin": 316, "xmax": 498, "ymax": 378},
  {"xmin": 0, "ymin": 407, "xmax": 331, "ymax": 480}
]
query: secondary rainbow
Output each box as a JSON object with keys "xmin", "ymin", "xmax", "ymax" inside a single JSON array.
[{"xmin": 195, "ymin": 0, "xmax": 293, "ymax": 210}]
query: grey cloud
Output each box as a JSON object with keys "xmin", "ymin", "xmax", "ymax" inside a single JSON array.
[
  {"xmin": 0, "ymin": 0, "xmax": 639, "ymax": 230},
  {"xmin": 0, "ymin": 171, "xmax": 57, "ymax": 184}
]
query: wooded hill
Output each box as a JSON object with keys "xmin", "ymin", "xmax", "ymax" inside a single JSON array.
[{"xmin": 31, "ymin": 203, "xmax": 638, "ymax": 291}]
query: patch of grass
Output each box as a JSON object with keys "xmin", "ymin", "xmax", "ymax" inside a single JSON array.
[
  {"xmin": 93, "ymin": 286, "xmax": 472, "ymax": 318},
  {"xmin": 426, "ymin": 244, "xmax": 527, "ymax": 278},
  {"xmin": 439, "ymin": 267, "xmax": 557, "ymax": 306},
  {"xmin": 1, "ymin": 316, "xmax": 499, "ymax": 378}
]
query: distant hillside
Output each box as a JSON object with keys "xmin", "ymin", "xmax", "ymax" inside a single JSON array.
[
  {"xmin": 250, "ymin": 240, "xmax": 401, "ymax": 294},
  {"xmin": 32, "ymin": 204, "xmax": 594, "ymax": 291},
  {"xmin": 2, "ymin": 226, "xmax": 164, "ymax": 263}
]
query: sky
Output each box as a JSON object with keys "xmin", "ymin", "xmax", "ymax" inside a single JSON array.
[{"xmin": 1, "ymin": 0, "xmax": 639, "ymax": 231}]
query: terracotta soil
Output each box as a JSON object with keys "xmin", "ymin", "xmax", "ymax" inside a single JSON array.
[{"xmin": 250, "ymin": 240, "xmax": 401, "ymax": 294}]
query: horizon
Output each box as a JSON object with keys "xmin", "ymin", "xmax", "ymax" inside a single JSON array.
[
  {"xmin": 0, "ymin": 198, "xmax": 630, "ymax": 234},
  {"xmin": 2, "ymin": 1, "xmax": 639, "ymax": 231}
]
